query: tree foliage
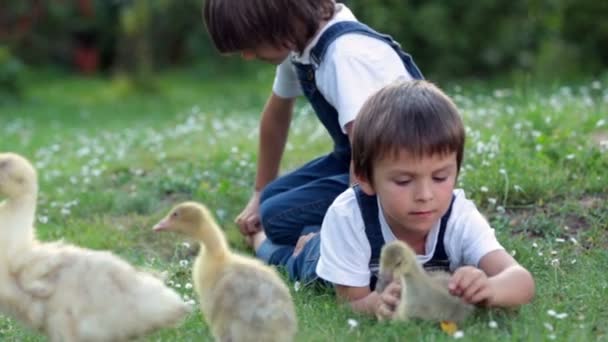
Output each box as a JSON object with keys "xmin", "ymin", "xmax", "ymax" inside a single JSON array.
[{"xmin": 0, "ymin": 0, "xmax": 606, "ymax": 80}]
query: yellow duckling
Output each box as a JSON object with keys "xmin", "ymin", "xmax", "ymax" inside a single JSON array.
[
  {"xmin": 377, "ymin": 240, "xmax": 474, "ymax": 322},
  {"xmin": 0, "ymin": 152, "xmax": 190, "ymax": 342},
  {"xmin": 154, "ymin": 201, "xmax": 297, "ymax": 342}
]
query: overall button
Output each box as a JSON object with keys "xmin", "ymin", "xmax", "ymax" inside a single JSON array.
[{"xmin": 307, "ymin": 70, "xmax": 314, "ymax": 80}]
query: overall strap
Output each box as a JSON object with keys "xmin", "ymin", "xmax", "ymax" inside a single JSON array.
[
  {"xmin": 355, "ymin": 186, "xmax": 456, "ymax": 286},
  {"xmin": 309, "ymin": 21, "xmax": 377, "ymax": 65},
  {"xmin": 422, "ymin": 195, "xmax": 456, "ymax": 271},
  {"xmin": 309, "ymin": 21, "xmax": 423, "ymax": 80},
  {"xmin": 353, "ymin": 185, "xmax": 384, "ymax": 290},
  {"xmin": 353, "ymin": 185, "xmax": 385, "ymax": 262}
]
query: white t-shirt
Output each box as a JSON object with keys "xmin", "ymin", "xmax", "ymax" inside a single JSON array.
[
  {"xmin": 316, "ymin": 188, "xmax": 504, "ymax": 287},
  {"xmin": 272, "ymin": 3, "xmax": 412, "ymax": 133}
]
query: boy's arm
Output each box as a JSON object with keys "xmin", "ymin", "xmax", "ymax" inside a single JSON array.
[
  {"xmin": 451, "ymin": 250, "xmax": 535, "ymax": 307},
  {"xmin": 449, "ymin": 201, "xmax": 535, "ymax": 307},
  {"xmin": 335, "ymin": 283, "xmax": 401, "ymax": 318},
  {"xmin": 235, "ymin": 92, "xmax": 295, "ymax": 235},
  {"xmin": 335, "ymin": 285, "xmax": 378, "ymax": 315},
  {"xmin": 254, "ymin": 92, "xmax": 295, "ymax": 190},
  {"xmin": 479, "ymin": 250, "xmax": 535, "ymax": 307}
]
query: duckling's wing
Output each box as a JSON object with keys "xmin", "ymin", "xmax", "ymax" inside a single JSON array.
[
  {"xmin": 405, "ymin": 273, "xmax": 474, "ymax": 322},
  {"xmin": 13, "ymin": 243, "xmax": 68, "ymax": 298},
  {"xmin": 44, "ymin": 248, "xmax": 190, "ymax": 341},
  {"xmin": 426, "ymin": 270, "xmax": 451, "ymax": 288},
  {"xmin": 105, "ymin": 264, "xmax": 191, "ymax": 325},
  {"xmin": 207, "ymin": 263, "xmax": 296, "ymax": 342}
]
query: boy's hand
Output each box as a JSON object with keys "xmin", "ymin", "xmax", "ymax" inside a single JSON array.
[
  {"xmin": 448, "ymin": 266, "xmax": 495, "ymax": 306},
  {"xmin": 235, "ymin": 191, "xmax": 262, "ymax": 236},
  {"xmin": 375, "ymin": 280, "xmax": 401, "ymax": 321}
]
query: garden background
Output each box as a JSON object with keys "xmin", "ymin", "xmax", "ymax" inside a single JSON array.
[{"xmin": 1, "ymin": 1, "xmax": 607, "ymax": 341}]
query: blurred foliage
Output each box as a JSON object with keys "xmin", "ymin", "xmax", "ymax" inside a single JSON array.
[
  {"xmin": 0, "ymin": 0, "xmax": 209, "ymax": 72},
  {"xmin": 0, "ymin": 0, "xmax": 606, "ymax": 81},
  {"xmin": 0, "ymin": 45, "xmax": 24, "ymax": 102},
  {"xmin": 347, "ymin": 0, "xmax": 608, "ymax": 79}
]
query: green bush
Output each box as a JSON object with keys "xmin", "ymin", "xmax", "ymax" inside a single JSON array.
[
  {"xmin": 2, "ymin": 0, "xmax": 607, "ymax": 79},
  {"xmin": 560, "ymin": 0, "xmax": 608, "ymax": 73},
  {"xmin": 347, "ymin": 0, "xmax": 607, "ymax": 79},
  {"xmin": 0, "ymin": 46, "xmax": 24, "ymax": 102}
]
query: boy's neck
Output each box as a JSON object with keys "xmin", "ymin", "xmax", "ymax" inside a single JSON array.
[
  {"xmin": 395, "ymin": 232, "xmax": 428, "ymax": 255},
  {"xmin": 297, "ymin": 18, "xmax": 330, "ymax": 55}
]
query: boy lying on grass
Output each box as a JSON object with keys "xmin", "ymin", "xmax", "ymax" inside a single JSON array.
[{"xmin": 314, "ymin": 79, "xmax": 535, "ymax": 318}]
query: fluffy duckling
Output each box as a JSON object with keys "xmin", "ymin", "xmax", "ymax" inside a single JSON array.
[
  {"xmin": 154, "ymin": 201, "xmax": 297, "ymax": 342},
  {"xmin": 0, "ymin": 152, "xmax": 190, "ymax": 342},
  {"xmin": 377, "ymin": 240, "xmax": 474, "ymax": 323}
]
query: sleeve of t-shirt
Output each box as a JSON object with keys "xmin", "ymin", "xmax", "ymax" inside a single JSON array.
[
  {"xmin": 272, "ymin": 59, "xmax": 303, "ymax": 98},
  {"xmin": 317, "ymin": 35, "xmax": 412, "ymax": 133},
  {"xmin": 316, "ymin": 191, "xmax": 373, "ymax": 287},
  {"xmin": 446, "ymin": 193, "xmax": 505, "ymax": 269}
]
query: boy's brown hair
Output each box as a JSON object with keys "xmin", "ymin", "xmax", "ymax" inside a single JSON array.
[
  {"xmin": 352, "ymin": 80, "xmax": 465, "ymax": 183},
  {"xmin": 203, "ymin": 0, "xmax": 335, "ymax": 53}
]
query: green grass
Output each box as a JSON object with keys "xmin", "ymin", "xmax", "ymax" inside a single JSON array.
[{"xmin": 1, "ymin": 69, "xmax": 607, "ymax": 341}]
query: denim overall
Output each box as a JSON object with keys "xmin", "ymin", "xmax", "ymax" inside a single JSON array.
[
  {"xmin": 257, "ymin": 185, "xmax": 453, "ymax": 287},
  {"xmin": 256, "ymin": 21, "xmax": 424, "ymax": 283},
  {"xmin": 354, "ymin": 186, "xmax": 454, "ymax": 290}
]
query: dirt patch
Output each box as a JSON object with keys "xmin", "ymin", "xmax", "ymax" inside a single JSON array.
[
  {"xmin": 579, "ymin": 195, "xmax": 604, "ymax": 209},
  {"xmin": 503, "ymin": 194, "xmax": 606, "ymax": 238},
  {"xmin": 592, "ymin": 131, "xmax": 608, "ymax": 151}
]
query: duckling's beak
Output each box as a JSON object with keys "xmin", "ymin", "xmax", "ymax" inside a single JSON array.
[
  {"xmin": 153, "ymin": 217, "xmax": 171, "ymax": 232},
  {"xmin": 375, "ymin": 272, "xmax": 393, "ymax": 293}
]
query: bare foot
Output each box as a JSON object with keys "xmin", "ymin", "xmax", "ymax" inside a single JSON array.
[
  {"xmin": 293, "ymin": 232, "xmax": 317, "ymax": 257},
  {"xmin": 251, "ymin": 230, "xmax": 267, "ymax": 252}
]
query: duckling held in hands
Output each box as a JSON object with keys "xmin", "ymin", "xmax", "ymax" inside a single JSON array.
[
  {"xmin": 0, "ymin": 152, "xmax": 190, "ymax": 342},
  {"xmin": 377, "ymin": 240, "xmax": 474, "ymax": 323},
  {"xmin": 154, "ymin": 201, "xmax": 297, "ymax": 342}
]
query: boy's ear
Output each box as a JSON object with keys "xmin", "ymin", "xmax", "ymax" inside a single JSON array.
[
  {"xmin": 286, "ymin": 40, "xmax": 297, "ymax": 50},
  {"xmin": 355, "ymin": 174, "xmax": 376, "ymax": 196}
]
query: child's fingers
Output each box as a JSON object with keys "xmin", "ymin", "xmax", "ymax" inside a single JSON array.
[
  {"xmin": 245, "ymin": 216, "xmax": 261, "ymax": 233},
  {"xmin": 448, "ymin": 270, "xmax": 467, "ymax": 295},
  {"xmin": 448, "ymin": 267, "xmax": 467, "ymax": 290},
  {"xmin": 456, "ymin": 268, "xmax": 484, "ymax": 293},
  {"xmin": 469, "ymin": 286, "xmax": 492, "ymax": 305},
  {"xmin": 376, "ymin": 302, "xmax": 394, "ymax": 321},
  {"xmin": 235, "ymin": 213, "xmax": 251, "ymax": 235},
  {"xmin": 235, "ymin": 215, "xmax": 245, "ymax": 230},
  {"xmin": 387, "ymin": 281, "xmax": 402, "ymax": 297},
  {"xmin": 381, "ymin": 292, "xmax": 399, "ymax": 309},
  {"xmin": 376, "ymin": 291, "xmax": 398, "ymax": 321},
  {"xmin": 462, "ymin": 277, "xmax": 485, "ymax": 302},
  {"xmin": 234, "ymin": 212, "xmax": 243, "ymax": 224},
  {"xmin": 237, "ymin": 222, "xmax": 249, "ymax": 235}
]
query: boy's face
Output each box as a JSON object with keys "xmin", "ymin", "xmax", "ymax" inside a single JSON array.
[
  {"xmin": 359, "ymin": 150, "xmax": 458, "ymax": 239},
  {"xmin": 241, "ymin": 43, "xmax": 291, "ymax": 65}
]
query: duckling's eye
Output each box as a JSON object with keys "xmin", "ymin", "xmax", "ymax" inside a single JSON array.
[{"xmin": 171, "ymin": 212, "xmax": 178, "ymax": 218}]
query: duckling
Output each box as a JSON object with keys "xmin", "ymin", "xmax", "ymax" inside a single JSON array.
[
  {"xmin": 377, "ymin": 240, "xmax": 474, "ymax": 323},
  {"xmin": 154, "ymin": 201, "xmax": 297, "ymax": 342},
  {"xmin": 0, "ymin": 152, "xmax": 190, "ymax": 342}
]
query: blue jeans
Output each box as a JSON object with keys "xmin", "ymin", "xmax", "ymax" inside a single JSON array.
[
  {"xmin": 259, "ymin": 152, "xmax": 349, "ymax": 246},
  {"xmin": 256, "ymin": 228, "xmax": 322, "ymax": 284}
]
